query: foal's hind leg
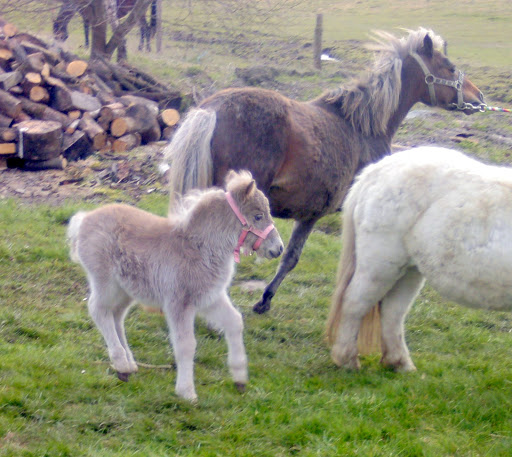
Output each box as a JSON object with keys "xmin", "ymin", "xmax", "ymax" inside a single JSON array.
[
  {"xmin": 112, "ymin": 304, "xmax": 138, "ymax": 377},
  {"xmin": 254, "ymin": 218, "xmax": 316, "ymax": 314},
  {"xmin": 379, "ymin": 267, "xmax": 425, "ymax": 372},
  {"xmin": 88, "ymin": 281, "xmax": 136, "ymax": 379},
  {"xmin": 199, "ymin": 291, "xmax": 248, "ymax": 392}
]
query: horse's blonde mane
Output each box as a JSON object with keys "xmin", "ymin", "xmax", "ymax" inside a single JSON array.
[{"xmin": 320, "ymin": 28, "xmax": 445, "ymax": 136}]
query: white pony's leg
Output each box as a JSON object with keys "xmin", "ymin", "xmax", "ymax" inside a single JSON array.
[
  {"xmin": 331, "ymin": 261, "xmax": 408, "ymax": 370},
  {"xmin": 87, "ymin": 281, "xmax": 135, "ymax": 377},
  {"xmin": 199, "ymin": 292, "xmax": 248, "ymax": 390},
  {"xmin": 165, "ymin": 304, "xmax": 198, "ymax": 401},
  {"xmin": 379, "ymin": 267, "xmax": 425, "ymax": 372}
]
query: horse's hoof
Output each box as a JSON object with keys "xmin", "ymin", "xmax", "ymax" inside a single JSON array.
[
  {"xmin": 116, "ymin": 372, "xmax": 130, "ymax": 382},
  {"xmin": 234, "ymin": 382, "xmax": 246, "ymax": 393},
  {"xmin": 253, "ymin": 300, "xmax": 270, "ymax": 314}
]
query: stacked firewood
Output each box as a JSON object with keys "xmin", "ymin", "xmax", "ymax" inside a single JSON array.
[{"xmin": 0, "ymin": 18, "xmax": 181, "ymax": 170}]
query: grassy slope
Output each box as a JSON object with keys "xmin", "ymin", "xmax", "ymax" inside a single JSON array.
[
  {"xmin": 2, "ymin": 1, "xmax": 512, "ymax": 455},
  {"xmin": 2, "ymin": 198, "xmax": 512, "ymax": 457}
]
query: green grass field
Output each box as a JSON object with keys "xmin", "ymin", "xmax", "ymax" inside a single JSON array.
[{"xmin": 2, "ymin": 1, "xmax": 512, "ymax": 455}]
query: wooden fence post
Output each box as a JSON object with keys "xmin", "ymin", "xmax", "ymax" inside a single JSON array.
[
  {"xmin": 314, "ymin": 13, "xmax": 323, "ymax": 70},
  {"xmin": 156, "ymin": 0, "xmax": 162, "ymax": 53}
]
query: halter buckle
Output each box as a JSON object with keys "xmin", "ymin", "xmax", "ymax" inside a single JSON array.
[{"xmin": 425, "ymin": 74, "xmax": 435, "ymax": 85}]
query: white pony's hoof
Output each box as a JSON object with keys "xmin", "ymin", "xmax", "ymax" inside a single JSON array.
[
  {"xmin": 381, "ymin": 355, "xmax": 416, "ymax": 372},
  {"xmin": 331, "ymin": 346, "xmax": 360, "ymax": 370}
]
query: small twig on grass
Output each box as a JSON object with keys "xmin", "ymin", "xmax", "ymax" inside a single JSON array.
[{"xmin": 92, "ymin": 360, "xmax": 175, "ymax": 370}]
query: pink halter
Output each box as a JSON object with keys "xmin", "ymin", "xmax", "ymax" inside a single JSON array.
[{"xmin": 225, "ymin": 192, "xmax": 275, "ymax": 263}]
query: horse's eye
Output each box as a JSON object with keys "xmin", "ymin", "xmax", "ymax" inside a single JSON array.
[{"xmin": 254, "ymin": 214, "xmax": 263, "ymax": 221}]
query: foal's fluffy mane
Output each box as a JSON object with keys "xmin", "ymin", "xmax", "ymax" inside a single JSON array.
[
  {"xmin": 170, "ymin": 170, "xmax": 254, "ymax": 221},
  {"xmin": 171, "ymin": 187, "xmax": 222, "ymax": 220},
  {"xmin": 224, "ymin": 170, "xmax": 254, "ymax": 194},
  {"xmin": 319, "ymin": 28, "xmax": 445, "ymax": 136}
]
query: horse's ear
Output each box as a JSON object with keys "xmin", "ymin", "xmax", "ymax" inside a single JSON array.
[{"xmin": 421, "ymin": 34, "xmax": 434, "ymax": 59}]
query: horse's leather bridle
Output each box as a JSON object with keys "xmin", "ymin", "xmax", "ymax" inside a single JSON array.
[
  {"xmin": 409, "ymin": 51, "xmax": 486, "ymax": 112},
  {"xmin": 226, "ymin": 192, "xmax": 275, "ymax": 263}
]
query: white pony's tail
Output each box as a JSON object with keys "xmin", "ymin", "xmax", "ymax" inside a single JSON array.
[
  {"xmin": 162, "ymin": 108, "xmax": 217, "ymax": 211},
  {"xmin": 326, "ymin": 199, "xmax": 381, "ymax": 354},
  {"xmin": 67, "ymin": 211, "xmax": 86, "ymax": 263},
  {"xmin": 326, "ymin": 200, "xmax": 357, "ymax": 346}
]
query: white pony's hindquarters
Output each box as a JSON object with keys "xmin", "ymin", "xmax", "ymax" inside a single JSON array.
[{"xmin": 67, "ymin": 211, "xmax": 87, "ymax": 263}]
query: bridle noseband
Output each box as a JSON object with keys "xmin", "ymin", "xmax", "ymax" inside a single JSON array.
[
  {"xmin": 409, "ymin": 51, "xmax": 486, "ymax": 112},
  {"xmin": 226, "ymin": 192, "xmax": 275, "ymax": 263}
]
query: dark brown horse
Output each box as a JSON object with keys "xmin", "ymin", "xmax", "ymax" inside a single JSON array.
[
  {"xmin": 53, "ymin": 0, "xmax": 157, "ymax": 52},
  {"xmin": 163, "ymin": 28, "xmax": 485, "ymax": 314}
]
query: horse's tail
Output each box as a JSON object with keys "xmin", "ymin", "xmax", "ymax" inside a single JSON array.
[
  {"xmin": 326, "ymin": 197, "xmax": 381, "ymax": 354},
  {"xmin": 67, "ymin": 211, "xmax": 87, "ymax": 263},
  {"xmin": 163, "ymin": 108, "xmax": 217, "ymax": 211}
]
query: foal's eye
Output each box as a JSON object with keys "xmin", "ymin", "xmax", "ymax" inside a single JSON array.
[{"xmin": 254, "ymin": 214, "xmax": 263, "ymax": 221}]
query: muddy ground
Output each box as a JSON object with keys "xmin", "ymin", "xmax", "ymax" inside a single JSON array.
[{"xmin": 1, "ymin": 33, "xmax": 511, "ymax": 206}]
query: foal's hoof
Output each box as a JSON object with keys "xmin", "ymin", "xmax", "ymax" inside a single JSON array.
[
  {"xmin": 234, "ymin": 382, "xmax": 247, "ymax": 393},
  {"xmin": 116, "ymin": 372, "xmax": 131, "ymax": 382}
]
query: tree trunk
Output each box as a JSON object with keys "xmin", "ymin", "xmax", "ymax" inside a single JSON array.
[
  {"xmin": 88, "ymin": 0, "xmax": 108, "ymax": 60},
  {"xmin": 155, "ymin": 0, "xmax": 163, "ymax": 53},
  {"xmin": 105, "ymin": 0, "xmax": 154, "ymax": 59}
]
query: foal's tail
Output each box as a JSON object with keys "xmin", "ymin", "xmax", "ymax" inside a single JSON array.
[
  {"xmin": 162, "ymin": 108, "xmax": 217, "ymax": 211},
  {"xmin": 326, "ymin": 199, "xmax": 381, "ymax": 354},
  {"xmin": 67, "ymin": 211, "xmax": 86, "ymax": 263}
]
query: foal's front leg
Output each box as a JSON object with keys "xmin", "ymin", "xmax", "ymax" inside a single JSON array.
[
  {"xmin": 165, "ymin": 304, "xmax": 198, "ymax": 401},
  {"xmin": 200, "ymin": 291, "xmax": 248, "ymax": 391}
]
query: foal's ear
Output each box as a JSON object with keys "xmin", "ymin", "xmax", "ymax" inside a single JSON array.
[
  {"xmin": 244, "ymin": 179, "xmax": 256, "ymax": 198},
  {"xmin": 421, "ymin": 34, "xmax": 434, "ymax": 59}
]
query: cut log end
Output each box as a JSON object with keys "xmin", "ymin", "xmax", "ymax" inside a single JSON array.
[
  {"xmin": 66, "ymin": 60, "xmax": 88, "ymax": 78},
  {"xmin": 159, "ymin": 108, "xmax": 180, "ymax": 127}
]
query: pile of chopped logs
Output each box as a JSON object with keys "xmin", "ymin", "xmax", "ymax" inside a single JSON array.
[{"xmin": 0, "ymin": 18, "xmax": 182, "ymax": 170}]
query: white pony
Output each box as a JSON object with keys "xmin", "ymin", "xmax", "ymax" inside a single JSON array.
[
  {"xmin": 327, "ymin": 146, "xmax": 512, "ymax": 371},
  {"xmin": 68, "ymin": 170, "xmax": 284, "ymax": 401}
]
